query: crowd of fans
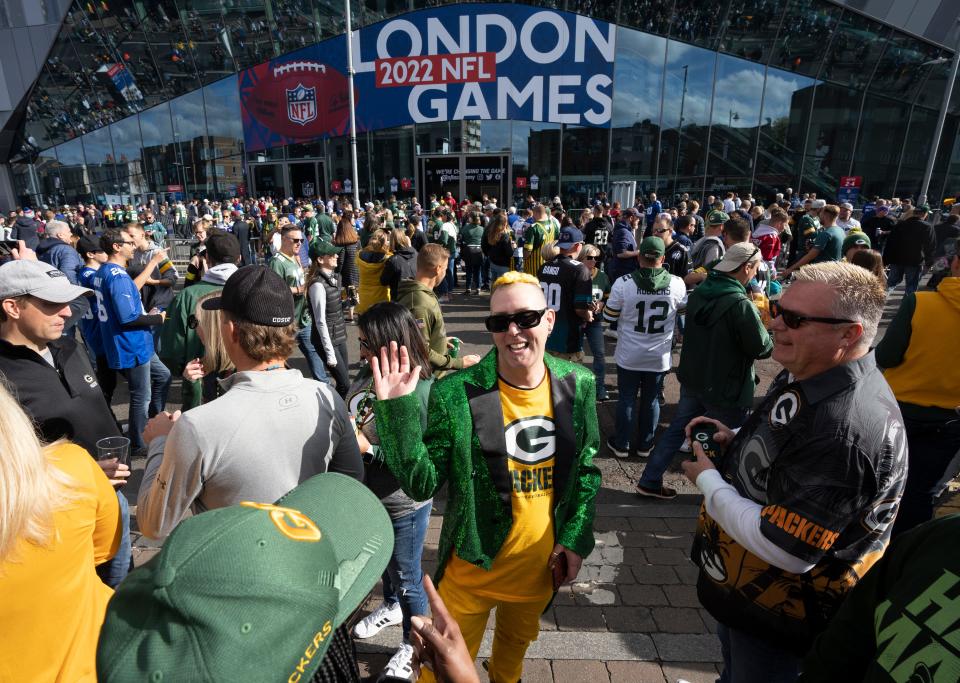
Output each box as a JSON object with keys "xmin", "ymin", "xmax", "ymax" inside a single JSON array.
[{"xmin": 0, "ymin": 184, "xmax": 958, "ymax": 683}]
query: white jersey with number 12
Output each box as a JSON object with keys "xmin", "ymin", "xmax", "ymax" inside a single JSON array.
[{"xmin": 605, "ymin": 274, "xmax": 687, "ymax": 372}]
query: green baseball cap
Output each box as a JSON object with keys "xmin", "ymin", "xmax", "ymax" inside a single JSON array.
[
  {"xmin": 842, "ymin": 232, "xmax": 871, "ymax": 254},
  {"xmin": 309, "ymin": 239, "xmax": 341, "ymax": 258},
  {"xmin": 640, "ymin": 236, "xmax": 665, "ymax": 258},
  {"xmin": 97, "ymin": 473, "xmax": 393, "ymax": 683},
  {"xmin": 916, "ymin": 203, "xmax": 931, "ymax": 213},
  {"xmin": 707, "ymin": 210, "xmax": 729, "ymax": 225}
]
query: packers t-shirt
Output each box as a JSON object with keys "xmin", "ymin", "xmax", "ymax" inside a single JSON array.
[{"xmin": 444, "ymin": 375, "xmax": 556, "ymax": 601}]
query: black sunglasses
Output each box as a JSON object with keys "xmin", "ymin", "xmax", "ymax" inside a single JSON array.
[
  {"xmin": 775, "ymin": 307, "xmax": 855, "ymax": 329},
  {"xmin": 187, "ymin": 314, "xmax": 199, "ymax": 329},
  {"xmin": 485, "ymin": 308, "xmax": 547, "ymax": 333}
]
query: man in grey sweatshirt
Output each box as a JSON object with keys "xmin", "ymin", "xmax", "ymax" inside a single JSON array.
[{"xmin": 137, "ymin": 265, "xmax": 364, "ymax": 540}]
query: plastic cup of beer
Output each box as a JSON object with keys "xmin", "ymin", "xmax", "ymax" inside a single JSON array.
[{"xmin": 96, "ymin": 436, "xmax": 131, "ymax": 465}]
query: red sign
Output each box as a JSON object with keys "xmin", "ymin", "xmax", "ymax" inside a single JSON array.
[
  {"xmin": 331, "ymin": 180, "xmax": 343, "ymax": 193},
  {"xmin": 166, "ymin": 184, "xmax": 183, "ymax": 192},
  {"xmin": 839, "ymin": 176, "xmax": 862, "ymax": 189},
  {"xmin": 375, "ymin": 52, "xmax": 496, "ymax": 88},
  {"xmin": 400, "ymin": 177, "xmax": 412, "ymax": 191},
  {"xmin": 515, "ymin": 176, "xmax": 528, "ymax": 189}
]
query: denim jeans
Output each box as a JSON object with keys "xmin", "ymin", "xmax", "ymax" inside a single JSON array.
[
  {"xmin": 121, "ymin": 359, "xmax": 151, "ymax": 450},
  {"xmin": 95, "ymin": 490, "xmax": 133, "ymax": 587},
  {"xmin": 295, "ymin": 325, "xmax": 330, "ymax": 384},
  {"xmin": 639, "ymin": 384, "xmax": 747, "ymax": 489},
  {"xmin": 445, "ymin": 255, "xmax": 457, "ymax": 292},
  {"xmin": 716, "ymin": 622, "xmax": 802, "ymax": 683},
  {"xmin": 382, "ymin": 504, "xmax": 431, "ymax": 640},
  {"xmin": 490, "ymin": 263, "xmax": 510, "ymax": 283},
  {"xmin": 886, "ymin": 264, "xmax": 921, "ymax": 295},
  {"xmin": 892, "ymin": 416, "xmax": 960, "ymax": 538},
  {"xmin": 481, "ymin": 256, "xmax": 491, "ymax": 288},
  {"xmin": 614, "ymin": 368, "xmax": 665, "ymax": 452},
  {"xmin": 148, "ymin": 354, "xmax": 171, "ymax": 418},
  {"xmin": 582, "ymin": 323, "xmax": 607, "ymax": 398}
]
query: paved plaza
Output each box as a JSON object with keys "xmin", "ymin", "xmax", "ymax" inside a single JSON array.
[{"xmin": 121, "ymin": 284, "xmax": 958, "ymax": 683}]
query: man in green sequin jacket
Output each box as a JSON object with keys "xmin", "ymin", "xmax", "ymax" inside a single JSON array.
[{"xmin": 373, "ymin": 272, "xmax": 601, "ymax": 682}]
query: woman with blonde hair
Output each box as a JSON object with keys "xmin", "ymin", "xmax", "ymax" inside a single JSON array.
[
  {"xmin": 181, "ymin": 291, "xmax": 236, "ymax": 405},
  {"xmin": 0, "ymin": 383, "xmax": 120, "ymax": 681},
  {"xmin": 356, "ymin": 229, "xmax": 392, "ymax": 315}
]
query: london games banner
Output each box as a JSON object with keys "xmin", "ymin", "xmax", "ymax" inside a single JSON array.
[{"xmin": 238, "ymin": 4, "xmax": 615, "ymax": 152}]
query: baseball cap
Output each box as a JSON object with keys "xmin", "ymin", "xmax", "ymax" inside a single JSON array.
[
  {"xmin": 205, "ymin": 232, "xmax": 241, "ymax": 264},
  {"xmin": 97, "ymin": 473, "xmax": 393, "ymax": 683},
  {"xmin": 640, "ymin": 236, "xmax": 665, "ymax": 258},
  {"xmin": 625, "ymin": 207, "xmax": 640, "ymax": 218},
  {"xmin": 309, "ymin": 239, "xmax": 341, "ymax": 258},
  {"xmin": 916, "ymin": 203, "xmax": 931, "ymax": 213},
  {"xmin": 713, "ymin": 243, "xmax": 762, "ymax": 273},
  {"xmin": 842, "ymin": 233, "xmax": 871, "ymax": 254},
  {"xmin": 0, "ymin": 260, "xmax": 90, "ymax": 303},
  {"xmin": 557, "ymin": 227, "xmax": 584, "ymax": 249},
  {"xmin": 76, "ymin": 235, "xmax": 104, "ymax": 257},
  {"xmin": 202, "ymin": 265, "xmax": 294, "ymax": 326},
  {"xmin": 812, "ymin": 199, "xmax": 826, "ymax": 209},
  {"xmin": 839, "ymin": 202, "xmax": 853, "ymax": 210},
  {"xmin": 707, "ymin": 210, "xmax": 729, "ymax": 225}
]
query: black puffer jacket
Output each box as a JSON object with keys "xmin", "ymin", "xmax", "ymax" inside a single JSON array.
[
  {"xmin": 11, "ymin": 216, "xmax": 39, "ymax": 249},
  {"xmin": 381, "ymin": 247, "xmax": 418, "ymax": 300},
  {"xmin": 883, "ymin": 217, "xmax": 936, "ymax": 267}
]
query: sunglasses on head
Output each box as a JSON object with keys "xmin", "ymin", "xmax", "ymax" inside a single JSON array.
[
  {"xmin": 485, "ymin": 308, "xmax": 547, "ymax": 333},
  {"xmin": 775, "ymin": 306, "xmax": 855, "ymax": 329}
]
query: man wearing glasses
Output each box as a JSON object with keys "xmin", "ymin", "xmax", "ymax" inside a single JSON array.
[
  {"xmin": 269, "ymin": 225, "xmax": 328, "ymax": 384},
  {"xmin": 680, "ymin": 261, "xmax": 906, "ymax": 683},
  {"xmin": 371, "ymin": 271, "xmax": 601, "ymax": 683},
  {"xmin": 637, "ymin": 242, "xmax": 772, "ymax": 499}
]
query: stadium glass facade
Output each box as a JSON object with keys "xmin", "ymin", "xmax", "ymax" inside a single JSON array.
[{"xmin": 9, "ymin": 0, "xmax": 960, "ymax": 210}]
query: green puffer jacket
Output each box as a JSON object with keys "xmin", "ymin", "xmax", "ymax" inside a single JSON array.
[
  {"xmin": 375, "ymin": 349, "xmax": 602, "ymax": 583},
  {"xmin": 676, "ymin": 270, "xmax": 773, "ymax": 409}
]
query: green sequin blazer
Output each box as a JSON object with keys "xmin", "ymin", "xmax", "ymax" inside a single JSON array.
[{"xmin": 375, "ymin": 349, "xmax": 602, "ymax": 583}]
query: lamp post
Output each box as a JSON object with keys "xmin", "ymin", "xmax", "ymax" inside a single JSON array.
[
  {"xmin": 345, "ymin": 0, "xmax": 361, "ymax": 211},
  {"xmin": 920, "ymin": 19, "xmax": 960, "ymax": 206},
  {"xmin": 673, "ymin": 65, "xmax": 688, "ymax": 198}
]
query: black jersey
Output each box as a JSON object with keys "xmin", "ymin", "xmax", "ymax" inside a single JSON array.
[
  {"xmin": 663, "ymin": 240, "xmax": 690, "ymax": 278},
  {"xmin": 538, "ymin": 254, "xmax": 592, "ymax": 354}
]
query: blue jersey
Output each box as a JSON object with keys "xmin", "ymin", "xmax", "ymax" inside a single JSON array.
[
  {"xmin": 93, "ymin": 262, "xmax": 153, "ymax": 369},
  {"xmin": 78, "ymin": 266, "xmax": 104, "ymax": 357}
]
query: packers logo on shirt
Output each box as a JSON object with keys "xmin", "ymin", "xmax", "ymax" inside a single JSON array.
[{"xmin": 504, "ymin": 416, "xmax": 556, "ymax": 465}]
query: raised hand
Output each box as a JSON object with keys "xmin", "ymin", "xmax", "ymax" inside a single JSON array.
[{"xmin": 370, "ymin": 340, "xmax": 421, "ymax": 400}]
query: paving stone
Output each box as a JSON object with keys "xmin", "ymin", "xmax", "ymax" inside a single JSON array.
[
  {"xmin": 665, "ymin": 517, "xmax": 699, "ymax": 533},
  {"xmin": 652, "ymin": 634, "xmax": 723, "ymax": 663},
  {"xmin": 610, "ymin": 565, "xmax": 637, "ymax": 584},
  {"xmin": 583, "ymin": 546, "xmax": 605, "ymax": 566},
  {"xmin": 357, "ymin": 652, "xmax": 390, "ymax": 680},
  {"xmin": 628, "ymin": 565, "xmax": 677, "ymax": 589},
  {"xmin": 578, "ymin": 585, "xmax": 618, "ymax": 605},
  {"xmin": 602, "ymin": 605, "xmax": 657, "ymax": 632},
  {"xmin": 593, "ymin": 530, "xmax": 622, "ymax": 547},
  {"xmin": 521, "ymin": 659, "xmax": 554, "ymax": 683},
  {"xmin": 594, "ymin": 516, "xmax": 633, "ymax": 531},
  {"xmin": 652, "ymin": 532, "xmax": 694, "ymax": 549},
  {"xmin": 699, "ymin": 609, "xmax": 719, "ymax": 634},
  {"xmin": 623, "ymin": 546, "xmax": 650, "ymax": 565},
  {"xmin": 662, "ymin": 662, "xmax": 722, "ymax": 683},
  {"xmin": 618, "ymin": 584, "xmax": 669, "ymax": 607},
  {"xmin": 674, "ymin": 564, "xmax": 700, "ymax": 585},
  {"xmin": 522, "ymin": 631, "xmax": 658, "ymax": 661},
  {"xmin": 664, "ymin": 584, "xmax": 701, "ymax": 608},
  {"xmin": 601, "ymin": 545, "xmax": 625, "ymax": 563},
  {"xmin": 645, "ymin": 547, "xmax": 693, "ymax": 566},
  {"xmin": 620, "ymin": 530, "xmax": 661, "ymax": 547},
  {"xmin": 540, "ymin": 608, "xmax": 558, "ymax": 631},
  {"xmin": 607, "ymin": 661, "xmax": 666, "ymax": 683},
  {"xmin": 629, "ymin": 516, "xmax": 670, "ymax": 531},
  {"xmin": 652, "ymin": 607, "xmax": 707, "ymax": 633},
  {"xmin": 554, "ymin": 605, "xmax": 607, "ymax": 631},
  {"xmin": 552, "ymin": 587, "xmax": 577, "ymax": 606},
  {"xmin": 598, "ymin": 503, "xmax": 699, "ymax": 518},
  {"xmin": 552, "ymin": 659, "xmax": 610, "ymax": 682}
]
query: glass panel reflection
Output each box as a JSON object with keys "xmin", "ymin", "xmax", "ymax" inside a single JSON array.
[
  {"xmin": 512, "ymin": 122, "xmax": 560, "ymax": 204},
  {"xmin": 769, "ymin": 0, "xmax": 840, "ymax": 79},
  {"xmin": 872, "ymin": 33, "xmax": 944, "ymax": 103},
  {"xmin": 849, "ymin": 93, "xmax": 910, "ymax": 199},
  {"xmin": 706, "ymin": 54, "xmax": 765, "ymax": 194},
  {"xmin": 56, "ymin": 138, "xmax": 88, "ymax": 194},
  {"xmin": 562, "ymin": 125, "xmax": 609, "ymax": 208},
  {"xmin": 82, "ymin": 125, "xmax": 116, "ymax": 186},
  {"xmin": 140, "ymin": 102, "xmax": 179, "ymax": 191},
  {"xmin": 819, "ymin": 10, "xmax": 888, "ymax": 90},
  {"xmin": 801, "ymin": 82, "xmax": 860, "ymax": 198},
  {"xmin": 619, "ymin": 0, "xmax": 672, "ymax": 35},
  {"xmin": 139, "ymin": 0, "xmax": 202, "ymax": 97},
  {"xmin": 177, "ymin": 2, "xmax": 235, "ymax": 85},
  {"xmin": 171, "ymin": 89, "xmax": 212, "ymax": 197},
  {"xmin": 610, "ymin": 27, "xmax": 666, "ymax": 191},
  {"xmin": 718, "ymin": 0, "xmax": 786, "ymax": 63},
  {"xmin": 220, "ymin": 0, "xmax": 278, "ymax": 70},
  {"xmin": 203, "ymin": 75, "xmax": 245, "ymax": 159},
  {"xmin": 754, "ymin": 65, "xmax": 817, "ymax": 199},
  {"xmin": 670, "ymin": 0, "xmax": 729, "ymax": 51}
]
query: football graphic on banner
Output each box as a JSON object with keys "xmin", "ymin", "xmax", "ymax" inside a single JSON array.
[{"xmin": 240, "ymin": 59, "xmax": 354, "ymax": 146}]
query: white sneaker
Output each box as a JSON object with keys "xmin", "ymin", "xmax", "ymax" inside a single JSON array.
[
  {"xmin": 679, "ymin": 438, "xmax": 692, "ymax": 453},
  {"xmin": 352, "ymin": 602, "xmax": 402, "ymax": 639},
  {"xmin": 383, "ymin": 642, "xmax": 415, "ymax": 680}
]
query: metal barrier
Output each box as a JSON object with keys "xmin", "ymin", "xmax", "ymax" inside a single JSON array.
[{"xmin": 161, "ymin": 237, "xmax": 263, "ymax": 271}]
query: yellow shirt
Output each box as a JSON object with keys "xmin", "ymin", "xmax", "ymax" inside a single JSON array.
[
  {"xmin": 445, "ymin": 375, "xmax": 556, "ymax": 601},
  {"xmin": 0, "ymin": 443, "xmax": 121, "ymax": 682}
]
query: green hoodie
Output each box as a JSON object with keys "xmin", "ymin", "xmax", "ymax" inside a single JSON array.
[
  {"xmin": 677, "ymin": 270, "xmax": 773, "ymax": 408},
  {"xmin": 631, "ymin": 267, "xmax": 672, "ymax": 293}
]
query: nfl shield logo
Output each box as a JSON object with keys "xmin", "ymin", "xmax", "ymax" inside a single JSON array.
[{"xmin": 286, "ymin": 84, "xmax": 317, "ymax": 126}]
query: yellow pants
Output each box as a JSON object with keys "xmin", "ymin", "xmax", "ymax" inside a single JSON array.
[{"xmin": 419, "ymin": 577, "xmax": 552, "ymax": 683}]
